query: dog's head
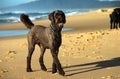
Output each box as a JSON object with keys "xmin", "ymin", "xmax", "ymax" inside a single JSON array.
[
  {"xmin": 49, "ymin": 10, "xmax": 66, "ymax": 30},
  {"xmin": 114, "ymin": 8, "xmax": 120, "ymax": 15}
]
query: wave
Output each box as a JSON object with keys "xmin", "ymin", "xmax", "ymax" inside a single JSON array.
[
  {"xmin": 0, "ymin": 11, "xmax": 49, "ymax": 24},
  {"xmin": 0, "ymin": 16, "xmax": 47, "ymax": 24},
  {"xmin": 0, "ymin": 17, "xmax": 19, "ymax": 24},
  {"xmin": 0, "ymin": 11, "xmax": 25, "ymax": 15},
  {"xmin": 0, "ymin": 11, "xmax": 50, "ymax": 15},
  {"xmin": 64, "ymin": 9, "xmax": 95, "ymax": 16},
  {"xmin": 0, "ymin": 9, "xmax": 95, "ymax": 24}
]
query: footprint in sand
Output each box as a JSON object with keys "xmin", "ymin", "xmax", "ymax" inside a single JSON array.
[
  {"xmin": 22, "ymin": 77, "xmax": 37, "ymax": 79},
  {"xmin": 20, "ymin": 42, "xmax": 28, "ymax": 47},
  {"xmin": 0, "ymin": 60, "xmax": 3, "ymax": 63},
  {"xmin": 101, "ymin": 76, "xmax": 114, "ymax": 79},
  {"xmin": 0, "ymin": 69, "xmax": 8, "ymax": 78},
  {"xmin": 5, "ymin": 51, "xmax": 17, "ymax": 60}
]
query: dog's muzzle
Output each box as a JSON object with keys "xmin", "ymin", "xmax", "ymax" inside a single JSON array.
[{"xmin": 58, "ymin": 23, "xmax": 64, "ymax": 28}]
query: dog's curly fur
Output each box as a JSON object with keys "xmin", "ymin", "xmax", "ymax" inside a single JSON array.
[{"xmin": 20, "ymin": 10, "xmax": 66, "ymax": 76}]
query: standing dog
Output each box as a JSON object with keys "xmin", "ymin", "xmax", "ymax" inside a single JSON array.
[
  {"xmin": 110, "ymin": 8, "xmax": 120, "ymax": 29},
  {"xmin": 20, "ymin": 10, "xmax": 66, "ymax": 76}
]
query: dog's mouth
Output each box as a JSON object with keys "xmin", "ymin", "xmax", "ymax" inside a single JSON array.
[
  {"xmin": 54, "ymin": 23, "xmax": 64, "ymax": 31},
  {"xmin": 58, "ymin": 23, "xmax": 64, "ymax": 28}
]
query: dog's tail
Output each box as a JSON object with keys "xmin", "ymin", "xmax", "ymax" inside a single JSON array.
[{"xmin": 20, "ymin": 14, "xmax": 34, "ymax": 29}]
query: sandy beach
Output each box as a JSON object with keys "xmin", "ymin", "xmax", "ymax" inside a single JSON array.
[{"xmin": 0, "ymin": 8, "xmax": 120, "ymax": 79}]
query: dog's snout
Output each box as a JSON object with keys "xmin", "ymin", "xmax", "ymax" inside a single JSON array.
[
  {"xmin": 58, "ymin": 17, "xmax": 65, "ymax": 24},
  {"xmin": 58, "ymin": 23, "xmax": 64, "ymax": 27},
  {"xmin": 58, "ymin": 18, "xmax": 62, "ymax": 22}
]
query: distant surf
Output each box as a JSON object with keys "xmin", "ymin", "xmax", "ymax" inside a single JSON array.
[{"xmin": 0, "ymin": 8, "xmax": 96, "ymax": 24}]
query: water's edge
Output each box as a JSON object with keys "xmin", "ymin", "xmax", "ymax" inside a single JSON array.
[{"xmin": 0, "ymin": 28, "xmax": 73, "ymax": 37}]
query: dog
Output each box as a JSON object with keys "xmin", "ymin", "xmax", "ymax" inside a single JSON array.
[
  {"xmin": 20, "ymin": 10, "xmax": 66, "ymax": 76},
  {"xmin": 110, "ymin": 8, "xmax": 120, "ymax": 29}
]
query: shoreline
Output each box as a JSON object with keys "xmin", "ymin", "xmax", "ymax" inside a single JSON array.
[{"xmin": 0, "ymin": 8, "xmax": 113, "ymax": 30}]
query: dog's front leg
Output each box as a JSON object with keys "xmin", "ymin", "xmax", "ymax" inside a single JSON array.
[
  {"xmin": 52, "ymin": 49, "xmax": 59, "ymax": 74},
  {"xmin": 51, "ymin": 48, "xmax": 65, "ymax": 76}
]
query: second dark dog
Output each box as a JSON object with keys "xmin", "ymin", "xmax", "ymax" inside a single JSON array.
[
  {"xmin": 110, "ymin": 8, "xmax": 120, "ymax": 29},
  {"xmin": 20, "ymin": 10, "xmax": 66, "ymax": 76}
]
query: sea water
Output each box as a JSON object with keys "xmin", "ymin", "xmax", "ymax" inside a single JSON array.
[{"xmin": 0, "ymin": 28, "xmax": 73, "ymax": 37}]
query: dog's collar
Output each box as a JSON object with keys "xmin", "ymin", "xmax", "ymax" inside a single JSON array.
[
  {"xmin": 50, "ymin": 24, "xmax": 63, "ymax": 32},
  {"xmin": 50, "ymin": 24, "xmax": 57, "ymax": 32}
]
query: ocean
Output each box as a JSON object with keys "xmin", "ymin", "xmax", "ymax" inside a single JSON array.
[
  {"xmin": 0, "ymin": 8, "xmax": 95, "ymax": 24},
  {"xmin": 0, "ymin": 0, "xmax": 120, "ymax": 24}
]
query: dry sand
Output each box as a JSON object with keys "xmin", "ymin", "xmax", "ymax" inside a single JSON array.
[{"xmin": 0, "ymin": 8, "xmax": 120, "ymax": 79}]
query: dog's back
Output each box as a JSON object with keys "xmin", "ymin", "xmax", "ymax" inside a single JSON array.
[
  {"xmin": 30, "ymin": 26, "xmax": 52, "ymax": 48},
  {"xmin": 110, "ymin": 11, "xmax": 120, "ymax": 22},
  {"xmin": 20, "ymin": 14, "xmax": 53, "ymax": 48}
]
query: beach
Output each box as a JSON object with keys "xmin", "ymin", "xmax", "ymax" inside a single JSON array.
[{"xmin": 0, "ymin": 8, "xmax": 120, "ymax": 79}]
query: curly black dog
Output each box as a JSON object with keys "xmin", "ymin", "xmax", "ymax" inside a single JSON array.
[{"xmin": 20, "ymin": 10, "xmax": 66, "ymax": 76}]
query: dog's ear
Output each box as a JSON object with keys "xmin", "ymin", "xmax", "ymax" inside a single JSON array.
[
  {"xmin": 63, "ymin": 13, "xmax": 66, "ymax": 23},
  {"xmin": 48, "ymin": 11, "xmax": 55, "ymax": 22}
]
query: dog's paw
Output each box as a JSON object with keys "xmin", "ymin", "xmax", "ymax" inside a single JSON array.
[
  {"xmin": 26, "ymin": 68, "xmax": 33, "ymax": 72},
  {"xmin": 41, "ymin": 67, "xmax": 47, "ymax": 71},
  {"xmin": 52, "ymin": 69, "xmax": 57, "ymax": 74},
  {"xmin": 59, "ymin": 71, "xmax": 65, "ymax": 76}
]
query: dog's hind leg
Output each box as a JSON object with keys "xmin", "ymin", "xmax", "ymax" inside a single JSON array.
[
  {"xmin": 110, "ymin": 15, "xmax": 113, "ymax": 29},
  {"xmin": 115, "ymin": 22, "xmax": 118, "ymax": 29},
  {"xmin": 26, "ymin": 36, "xmax": 35, "ymax": 72},
  {"xmin": 110, "ymin": 20, "xmax": 113, "ymax": 29},
  {"xmin": 113, "ymin": 22, "xmax": 116, "ymax": 29},
  {"xmin": 39, "ymin": 44, "xmax": 47, "ymax": 71}
]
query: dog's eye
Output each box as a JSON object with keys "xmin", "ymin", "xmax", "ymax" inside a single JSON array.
[{"xmin": 55, "ymin": 13, "xmax": 60, "ymax": 16}]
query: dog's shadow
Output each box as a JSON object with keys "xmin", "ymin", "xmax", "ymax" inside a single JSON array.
[{"xmin": 63, "ymin": 57, "xmax": 120, "ymax": 76}]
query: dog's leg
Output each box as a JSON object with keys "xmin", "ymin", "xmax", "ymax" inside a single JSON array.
[
  {"xmin": 39, "ymin": 45, "xmax": 47, "ymax": 71},
  {"xmin": 113, "ymin": 22, "xmax": 116, "ymax": 29},
  {"xmin": 51, "ymin": 49, "xmax": 65, "ymax": 76},
  {"xmin": 116, "ymin": 22, "xmax": 118, "ymax": 29},
  {"xmin": 110, "ymin": 20, "xmax": 113, "ymax": 29},
  {"xmin": 27, "ymin": 37, "xmax": 35, "ymax": 72},
  {"xmin": 52, "ymin": 49, "xmax": 58, "ymax": 74},
  {"xmin": 119, "ymin": 22, "xmax": 120, "ymax": 28}
]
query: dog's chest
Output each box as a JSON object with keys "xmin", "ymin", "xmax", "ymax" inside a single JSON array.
[
  {"xmin": 49, "ymin": 32, "xmax": 62, "ymax": 48},
  {"xmin": 54, "ymin": 33, "xmax": 61, "ymax": 44}
]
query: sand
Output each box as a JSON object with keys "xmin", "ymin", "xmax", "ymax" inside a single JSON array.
[{"xmin": 0, "ymin": 8, "xmax": 120, "ymax": 79}]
